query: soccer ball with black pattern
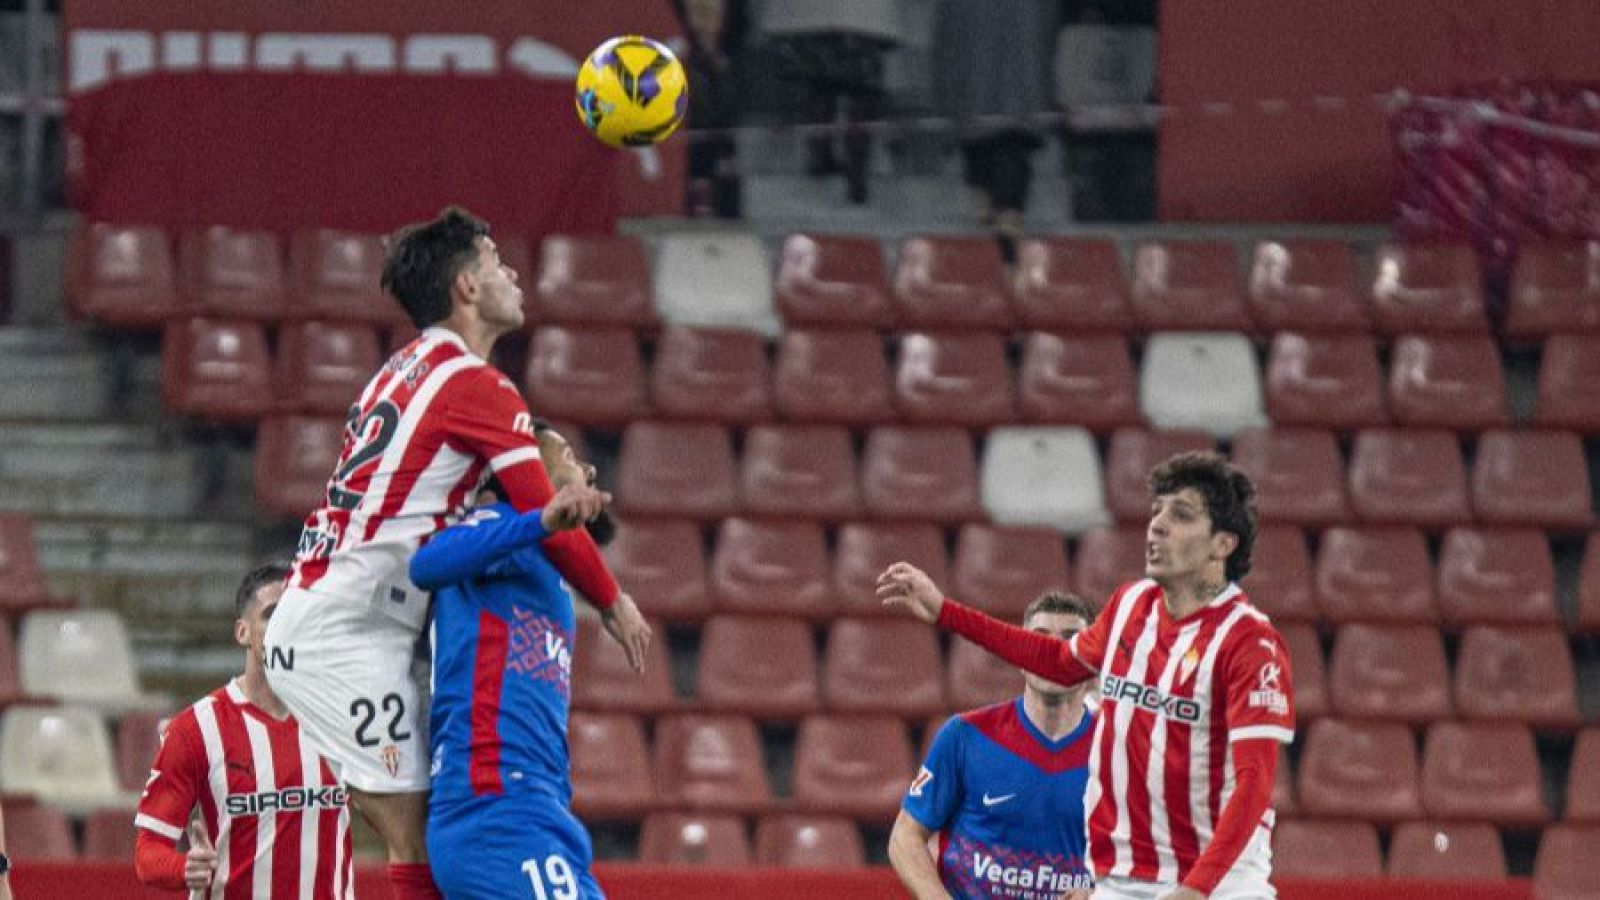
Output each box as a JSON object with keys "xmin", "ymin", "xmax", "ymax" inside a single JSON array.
[{"xmin": 574, "ymin": 35, "xmax": 688, "ymax": 148}]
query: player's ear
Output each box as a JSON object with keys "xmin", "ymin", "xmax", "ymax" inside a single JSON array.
[
  {"xmin": 233, "ymin": 617, "xmax": 250, "ymax": 648},
  {"xmin": 1211, "ymin": 529, "xmax": 1239, "ymax": 562}
]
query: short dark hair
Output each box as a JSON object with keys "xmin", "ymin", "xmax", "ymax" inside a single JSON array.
[
  {"xmin": 1023, "ymin": 590, "xmax": 1097, "ymax": 628},
  {"xmin": 235, "ymin": 562, "xmax": 292, "ymax": 619},
  {"xmin": 380, "ymin": 207, "xmax": 491, "ymax": 329},
  {"xmin": 1147, "ymin": 451, "xmax": 1257, "ymax": 582}
]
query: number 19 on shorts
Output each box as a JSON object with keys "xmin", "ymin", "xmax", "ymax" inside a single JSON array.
[{"xmin": 522, "ymin": 854, "xmax": 577, "ymax": 900}]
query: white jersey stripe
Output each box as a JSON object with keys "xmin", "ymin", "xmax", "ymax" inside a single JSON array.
[
  {"xmin": 299, "ymin": 731, "xmax": 322, "ymax": 900},
  {"xmin": 1083, "ymin": 581, "xmax": 1148, "ymax": 854},
  {"xmin": 243, "ymin": 714, "xmax": 277, "ymax": 900},
  {"xmin": 1108, "ymin": 599, "xmax": 1162, "ymax": 877},
  {"xmin": 489, "ymin": 446, "xmax": 540, "ymax": 471},
  {"xmin": 393, "ymin": 442, "xmax": 476, "ymax": 520},
  {"xmin": 1187, "ymin": 603, "xmax": 1250, "ymax": 848},
  {"xmin": 1148, "ymin": 622, "xmax": 1202, "ymax": 883},
  {"xmin": 193, "ymin": 698, "xmax": 231, "ymax": 900},
  {"xmin": 134, "ymin": 812, "xmax": 183, "ymax": 840},
  {"xmin": 1231, "ymin": 725, "xmax": 1295, "ymax": 743}
]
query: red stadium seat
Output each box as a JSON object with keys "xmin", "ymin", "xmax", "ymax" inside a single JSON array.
[
  {"xmin": 738, "ymin": 426, "xmax": 861, "ymax": 521},
  {"xmin": 1534, "ymin": 824, "xmax": 1600, "ymax": 900},
  {"xmin": 1387, "ymin": 822, "xmax": 1507, "ymax": 879},
  {"xmin": 1247, "ymin": 240, "xmax": 1369, "ymax": 333},
  {"xmin": 286, "ymin": 230, "xmax": 394, "ymax": 324},
  {"xmin": 535, "ymin": 235, "xmax": 656, "ymax": 327},
  {"xmin": 653, "ymin": 714, "xmax": 773, "ymax": 814},
  {"xmin": 1454, "ymin": 626, "xmax": 1579, "ymax": 728},
  {"xmin": 1013, "ymin": 238, "xmax": 1132, "ymax": 332},
  {"xmin": 569, "ymin": 712, "xmax": 656, "ymax": 819},
  {"xmin": 1471, "ymin": 430, "xmax": 1592, "ymax": 531},
  {"xmin": 1278, "ymin": 622, "xmax": 1328, "ymax": 721},
  {"xmin": 1243, "ymin": 525, "xmax": 1318, "ymax": 623},
  {"xmin": 178, "ymin": 227, "xmax": 286, "ymax": 320},
  {"xmin": 894, "ymin": 332, "xmax": 1015, "ymax": 427},
  {"xmin": 616, "ymin": 423, "xmax": 738, "ymax": 520},
  {"xmin": 1566, "ymin": 729, "xmax": 1600, "ymax": 822},
  {"xmin": 1347, "ymin": 428, "xmax": 1470, "ymax": 528},
  {"xmin": 571, "ymin": 616, "xmax": 676, "ymax": 715},
  {"xmin": 1297, "ymin": 718, "xmax": 1421, "ymax": 822},
  {"xmin": 1129, "ymin": 240, "xmax": 1253, "ymax": 331},
  {"xmin": 860, "ymin": 427, "xmax": 982, "ymax": 524},
  {"xmin": 696, "ymin": 616, "xmax": 820, "ymax": 718},
  {"xmin": 1071, "ymin": 526, "xmax": 1146, "ymax": 609},
  {"xmin": 1017, "ymin": 333, "xmax": 1141, "ymax": 429},
  {"xmin": 1535, "ymin": 335, "xmax": 1600, "ymax": 431},
  {"xmin": 709, "ymin": 519, "xmax": 834, "ymax": 619},
  {"xmin": 1436, "ymin": 528, "xmax": 1559, "ymax": 627},
  {"xmin": 162, "ymin": 318, "xmax": 273, "ymax": 420},
  {"xmin": 832, "ymin": 523, "xmax": 949, "ymax": 618},
  {"xmin": 1264, "ymin": 333, "xmax": 1387, "ymax": 431},
  {"xmin": 792, "ymin": 714, "xmax": 915, "ymax": 820},
  {"xmin": 638, "ymin": 813, "xmax": 751, "ymax": 867},
  {"xmin": 1328, "ymin": 624, "xmax": 1451, "ymax": 722},
  {"xmin": 754, "ymin": 815, "xmax": 866, "ymax": 868},
  {"xmin": 1229, "ymin": 428, "xmax": 1350, "ymax": 528},
  {"xmin": 821, "ymin": 619, "xmax": 945, "ymax": 718},
  {"xmin": 1102, "ymin": 429, "xmax": 1215, "ymax": 523},
  {"xmin": 0, "ymin": 514, "xmax": 49, "ymax": 613},
  {"xmin": 1421, "ymin": 722, "xmax": 1547, "ymax": 825},
  {"xmin": 82, "ymin": 807, "xmax": 138, "ymax": 862},
  {"xmin": 0, "ymin": 798, "xmax": 77, "ymax": 860},
  {"xmin": 252, "ymin": 416, "xmax": 342, "ymax": 519},
  {"xmin": 0, "ymin": 622, "xmax": 22, "ymax": 708},
  {"xmin": 651, "ymin": 326, "xmax": 773, "ymax": 424},
  {"xmin": 950, "ymin": 524, "xmax": 1071, "ymax": 621},
  {"xmin": 775, "ymin": 234, "xmax": 894, "ymax": 329},
  {"xmin": 893, "ymin": 236, "xmax": 1015, "ymax": 330},
  {"xmin": 65, "ymin": 223, "xmax": 177, "ymax": 327},
  {"xmin": 274, "ymin": 322, "xmax": 381, "ymax": 415},
  {"xmin": 115, "ymin": 709, "xmax": 167, "ymax": 792},
  {"xmin": 947, "ymin": 639, "xmax": 1024, "ymax": 710},
  {"xmin": 1370, "ymin": 242, "xmax": 1488, "ymax": 334},
  {"xmin": 1387, "ymin": 335, "xmax": 1509, "ymax": 430},
  {"xmin": 603, "ymin": 519, "xmax": 710, "ymax": 622},
  {"xmin": 523, "ymin": 327, "xmax": 649, "ymax": 428},
  {"xmin": 1506, "ymin": 240, "xmax": 1600, "ymax": 340},
  {"xmin": 771, "ymin": 329, "xmax": 895, "ymax": 426},
  {"xmin": 1314, "ymin": 526, "xmax": 1437, "ymax": 623},
  {"xmin": 1272, "ymin": 820, "xmax": 1381, "ymax": 879},
  {"xmin": 1580, "ymin": 533, "xmax": 1600, "ymax": 634},
  {"xmin": 1273, "ymin": 750, "xmax": 1297, "ymax": 816}
]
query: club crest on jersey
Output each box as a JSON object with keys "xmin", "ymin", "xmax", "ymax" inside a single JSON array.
[
  {"xmin": 908, "ymin": 766, "xmax": 933, "ymax": 798},
  {"xmin": 1248, "ymin": 661, "xmax": 1289, "ymax": 715},
  {"xmin": 382, "ymin": 745, "xmax": 402, "ymax": 778},
  {"xmin": 1178, "ymin": 648, "xmax": 1200, "ymax": 683}
]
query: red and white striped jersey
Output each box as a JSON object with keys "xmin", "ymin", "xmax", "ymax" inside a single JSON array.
[
  {"xmin": 135, "ymin": 679, "xmax": 353, "ymax": 899},
  {"xmin": 1069, "ymin": 580, "xmax": 1295, "ymax": 884},
  {"xmin": 288, "ymin": 327, "xmax": 618, "ymax": 620}
]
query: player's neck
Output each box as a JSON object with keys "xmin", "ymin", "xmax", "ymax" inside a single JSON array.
[
  {"xmin": 1158, "ymin": 571, "xmax": 1228, "ymax": 620},
  {"xmin": 1022, "ymin": 690, "xmax": 1085, "ymax": 741},
  {"xmin": 239, "ymin": 663, "xmax": 290, "ymax": 720},
  {"xmin": 437, "ymin": 317, "xmax": 502, "ymax": 360}
]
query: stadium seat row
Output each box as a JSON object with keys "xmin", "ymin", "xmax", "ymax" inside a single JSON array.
[
  {"xmin": 65, "ymin": 222, "xmax": 1600, "ymax": 338},
  {"xmin": 1273, "ymin": 820, "xmax": 1600, "ymax": 890},
  {"xmin": 0, "ymin": 609, "xmax": 154, "ymax": 711}
]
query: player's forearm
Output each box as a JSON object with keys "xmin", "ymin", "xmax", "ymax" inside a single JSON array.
[
  {"xmin": 1181, "ymin": 738, "xmax": 1277, "ymax": 894},
  {"xmin": 937, "ymin": 599, "xmax": 1094, "ymax": 685},
  {"xmin": 134, "ymin": 831, "xmax": 189, "ymax": 890},
  {"xmin": 497, "ymin": 460, "xmax": 620, "ymax": 608},
  {"xmin": 410, "ymin": 508, "xmax": 549, "ymax": 589},
  {"xmin": 888, "ymin": 812, "xmax": 950, "ymax": 900}
]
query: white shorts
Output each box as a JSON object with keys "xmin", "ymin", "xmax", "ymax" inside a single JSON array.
[
  {"xmin": 263, "ymin": 583, "xmax": 432, "ymax": 794},
  {"xmin": 1092, "ymin": 826, "xmax": 1275, "ymax": 900}
]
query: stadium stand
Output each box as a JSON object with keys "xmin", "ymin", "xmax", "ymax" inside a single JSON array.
[
  {"xmin": 601, "ymin": 518, "xmax": 711, "ymax": 622},
  {"xmin": 1017, "ymin": 332, "xmax": 1142, "ymax": 429},
  {"xmin": 652, "ymin": 714, "xmax": 773, "ymax": 814},
  {"xmin": 638, "ymin": 813, "xmax": 752, "ymax": 867},
  {"xmin": 754, "ymin": 815, "xmax": 867, "ymax": 869},
  {"xmin": 652, "ymin": 326, "xmax": 773, "ymax": 424},
  {"xmin": 571, "ymin": 615, "xmax": 677, "ymax": 715},
  {"xmin": 774, "ymin": 234, "xmax": 895, "ymax": 329},
  {"xmin": 771, "ymin": 329, "xmax": 896, "ymax": 425},
  {"xmin": 1129, "ymin": 240, "xmax": 1253, "ymax": 331},
  {"xmin": 1386, "ymin": 822, "xmax": 1508, "ymax": 879},
  {"xmin": 695, "ymin": 615, "xmax": 820, "ymax": 718},
  {"xmin": 1263, "ymin": 333, "xmax": 1388, "ymax": 431},
  {"xmin": 892, "ymin": 236, "xmax": 1014, "ymax": 330},
  {"xmin": 1246, "ymin": 240, "xmax": 1368, "ymax": 333},
  {"xmin": 535, "ymin": 235, "xmax": 658, "ymax": 328},
  {"xmin": 1386, "ymin": 334, "xmax": 1510, "ymax": 430},
  {"xmin": 708, "ymin": 518, "xmax": 833, "ymax": 618},
  {"xmin": 1505, "ymin": 240, "xmax": 1600, "ymax": 339},
  {"xmin": 737, "ymin": 425, "xmax": 862, "ymax": 521},
  {"xmin": 1012, "ymin": 238, "xmax": 1133, "ymax": 332},
  {"xmin": 523, "ymin": 326, "xmax": 650, "ymax": 427},
  {"xmin": 1369, "ymin": 241, "xmax": 1489, "ymax": 334},
  {"xmin": 949, "ymin": 524, "xmax": 1072, "ymax": 621},
  {"xmin": 177, "ymin": 227, "xmax": 286, "ymax": 320}
]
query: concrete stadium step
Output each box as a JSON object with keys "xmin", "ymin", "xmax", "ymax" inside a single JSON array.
[
  {"xmin": 33, "ymin": 518, "xmax": 257, "ymax": 622},
  {"xmin": 0, "ymin": 326, "xmax": 161, "ymax": 422}
]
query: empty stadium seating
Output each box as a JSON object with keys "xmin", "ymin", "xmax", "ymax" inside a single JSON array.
[
  {"xmin": 1421, "ymin": 722, "xmax": 1547, "ymax": 825},
  {"xmin": 1264, "ymin": 333, "xmax": 1387, "ymax": 430},
  {"xmin": 738, "ymin": 425, "xmax": 861, "ymax": 520},
  {"xmin": 569, "ymin": 712, "xmax": 656, "ymax": 819},
  {"xmin": 1453, "ymin": 626, "xmax": 1579, "ymax": 728},
  {"xmin": 654, "ymin": 230, "xmax": 779, "ymax": 336},
  {"xmin": 946, "ymin": 638, "xmax": 1024, "ymax": 710},
  {"xmin": 859, "ymin": 427, "xmax": 982, "ymax": 523},
  {"xmin": 178, "ymin": 226, "xmax": 287, "ymax": 320},
  {"xmin": 601, "ymin": 519, "xmax": 711, "ymax": 621},
  {"xmin": 616, "ymin": 423, "xmax": 739, "ymax": 520},
  {"xmin": 1346, "ymin": 429, "xmax": 1471, "ymax": 529},
  {"xmin": 536, "ymin": 234, "xmax": 657, "ymax": 327},
  {"xmin": 1535, "ymin": 334, "xmax": 1600, "ymax": 430},
  {"xmin": 1243, "ymin": 525, "xmax": 1318, "ymax": 622},
  {"xmin": 653, "ymin": 714, "xmax": 773, "ymax": 814},
  {"xmin": 1273, "ymin": 820, "xmax": 1382, "ymax": 879},
  {"xmin": 754, "ymin": 815, "xmax": 866, "ymax": 868},
  {"xmin": 162, "ymin": 318, "xmax": 274, "ymax": 420},
  {"xmin": 1506, "ymin": 239, "xmax": 1600, "ymax": 339},
  {"xmin": 82, "ymin": 807, "xmax": 138, "ymax": 862},
  {"xmin": 1071, "ymin": 526, "xmax": 1146, "ymax": 608},
  {"xmin": 1470, "ymin": 429, "xmax": 1592, "ymax": 530},
  {"xmin": 652, "ymin": 326, "xmax": 773, "ymax": 424},
  {"xmin": 1101, "ymin": 428, "xmax": 1215, "ymax": 523},
  {"xmin": 791, "ymin": 715, "xmax": 914, "ymax": 820},
  {"xmin": 1435, "ymin": 527, "xmax": 1560, "ymax": 626},
  {"xmin": 638, "ymin": 812, "xmax": 752, "ymax": 867},
  {"xmin": 252, "ymin": 415, "xmax": 343, "ymax": 519},
  {"xmin": 1, "ymin": 798, "xmax": 78, "ymax": 860},
  {"xmin": 1314, "ymin": 527, "xmax": 1437, "ymax": 623},
  {"xmin": 1567, "ymin": 730, "xmax": 1600, "ymax": 823},
  {"xmin": 821, "ymin": 619, "xmax": 945, "ymax": 717},
  {"xmin": 695, "ymin": 616, "xmax": 820, "ymax": 718},
  {"xmin": 1012, "ymin": 238, "xmax": 1133, "ymax": 331},
  {"xmin": 893, "ymin": 236, "xmax": 1014, "ymax": 330},
  {"xmin": 115, "ymin": 709, "xmax": 166, "ymax": 792},
  {"xmin": 1297, "ymin": 718, "xmax": 1421, "ymax": 822},
  {"xmin": 274, "ymin": 321, "xmax": 382, "ymax": 415},
  {"xmin": 1017, "ymin": 333, "xmax": 1141, "ymax": 429},
  {"xmin": 894, "ymin": 332, "xmax": 1015, "ymax": 427},
  {"xmin": 1278, "ymin": 622, "xmax": 1329, "ymax": 720},
  {"xmin": 1533, "ymin": 824, "xmax": 1600, "ymax": 900},
  {"xmin": 0, "ymin": 514, "xmax": 50, "ymax": 612},
  {"xmin": 949, "ymin": 524, "xmax": 1071, "ymax": 620},
  {"xmin": 709, "ymin": 518, "xmax": 833, "ymax": 618},
  {"xmin": 831, "ymin": 522, "xmax": 949, "ymax": 617},
  {"xmin": 0, "ymin": 704, "xmax": 126, "ymax": 813},
  {"xmin": 1247, "ymin": 240, "xmax": 1368, "ymax": 333},
  {"xmin": 1387, "ymin": 822, "xmax": 1508, "ymax": 880},
  {"xmin": 774, "ymin": 234, "xmax": 895, "ymax": 329},
  {"xmin": 771, "ymin": 330, "xmax": 895, "ymax": 425},
  {"xmin": 1138, "ymin": 332, "xmax": 1266, "ymax": 437},
  {"xmin": 286, "ymin": 229, "xmax": 394, "ymax": 323},
  {"xmin": 0, "ymin": 623, "xmax": 23, "ymax": 709},
  {"xmin": 1228, "ymin": 428, "xmax": 1350, "ymax": 528},
  {"xmin": 1369, "ymin": 242, "xmax": 1488, "ymax": 334},
  {"xmin": 523, "ymin": 327, "xmax": 649, "ymax": 427},
  {"xmin": 571, "ymin": 616, "xmax": 677, "ymax": 715},
  {"xmin": 979, "ymin": 427, "xmax": 1108, "ymax": 533},
  {"xmin": 1327, "ymin": 624, "xmax": 1451, "ymax": 722},
  {"xmin": 1387, "ymin": 335, "xmax": 1509, "ymax": 430},
  {"xmin": 65, "ymin": 223, "xmax": 177, "ymax": 328},
  {"xmin": 19, "ymin": 609, "xmax": 151, "ymax": 710},
  {"xmin": 1129, "ymin": 241, "xmax": 1253, "ymax": 330},
  {"xmin": 1579, "ymin": 534, "xmax": 1600, "ymax": 633}
]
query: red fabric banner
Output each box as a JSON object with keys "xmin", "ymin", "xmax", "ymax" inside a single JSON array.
[{"xmin": 62, "ymin": 0, "xmax": 685, "ymax": 235}]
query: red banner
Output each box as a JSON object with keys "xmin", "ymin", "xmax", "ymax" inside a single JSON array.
[{"xmin": 62, "ymin": 0, "xmax": 685, "ymax": 235}]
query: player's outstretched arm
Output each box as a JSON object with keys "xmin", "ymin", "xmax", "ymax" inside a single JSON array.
[
  {"xmin": 599, "ymin": 593, "xmax": 652, "ymax": 673},
  {"xmin": 410, "ymin": 486, "xmax": 610, "ymax": 590},
  {"xmin": 888, "ymin": 810, "xmax": 951, "ymax": 900},
  {"xmin": 877, "ymin": 562, "xmax": 1094, "ymax": 687}
]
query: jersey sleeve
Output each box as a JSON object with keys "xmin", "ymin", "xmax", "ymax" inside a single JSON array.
[
  {"xmin": 439, "ymin": 369, "xmax": 620, "ymax": 608},
  {"xmin": 410, "ymin": 503, "xmax": 549, "ymax": 590},
  {"xmin": 1065, "ymin": 584, "xmax": 1127, "ymax": 673},
  {"xmin": 937, "ymin": 600, "xmax": 1097, "ymax": 686},
  {"xmin": 1222, "ymin": 622, "xmax": 1297, "ymax": 744},
  {"xmin": 134, "ymin": 712, "xmax": 203, "ymax": 843},
  {"xmin": 902, "ymin": 717, "xmax": 966, "ymax": 831}
]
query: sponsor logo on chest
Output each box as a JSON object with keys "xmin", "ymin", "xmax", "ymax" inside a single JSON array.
[{"xmin": 1101, "ymin": 672, "xmax": 1205, "ymax": 724}]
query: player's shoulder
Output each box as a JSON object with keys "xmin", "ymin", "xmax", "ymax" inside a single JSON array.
[
  {"xmin": 1226, "ymin": 592, "xmax": 1282, "ymax": 639},
  {"xmin": 1101, "ymin": 578, "xmax": 1158, "ymax": 615}
]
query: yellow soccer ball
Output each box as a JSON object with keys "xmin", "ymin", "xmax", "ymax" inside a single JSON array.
[{"xmin": 574, "ymin": 35, "xmax": 688, "ymax": 148}]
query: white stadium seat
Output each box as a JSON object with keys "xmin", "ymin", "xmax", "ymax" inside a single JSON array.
[
  {"xmin": 1139, "ymin": 332, "xmax": 1266, "ymax": 437},
  {"xmin": 19, "ymin": 609, "xmax": 157, "ymax": 713},
  {"xmin": 0, "ymin": 704, "xmax": 128, "ymax": 814},
  {"xmin": 980, "ymin": 426, "xmax": 1109, "ymax": 534},
  {"xmin": 653, "ymin": 229, "xmax": 781, "ymax": 337}
]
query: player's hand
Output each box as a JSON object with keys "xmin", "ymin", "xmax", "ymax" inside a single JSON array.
[
  {"xmin": 540, "ymin": 484, "xmax": 611, "ymax": 533},
  {"xmin": 601, "ymin": 593, "xmax": 652, "ymax": 672},
  {"xmin": 875, "ymin": 562, "xmax": 946, "ymax": 624},
  {"xmin": 1060, "ymin": 890, "xmax": 1093, "ymax": 900},
  {"xmin": 1158, "ymin": 888, "xmax": 1206, "ymax": 900},
  {"xmin": 185, "ymin": 820, "xmax": 218, "ymax": 894}
]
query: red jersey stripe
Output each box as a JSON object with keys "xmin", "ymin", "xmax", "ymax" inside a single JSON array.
[{"xmin": 470, "ymin": 610, "xmax": 511, "ymax": 795}]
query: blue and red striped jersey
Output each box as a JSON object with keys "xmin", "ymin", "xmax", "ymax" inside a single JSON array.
[
  {"xmin": 410, "ymin": 502, "xmax": 577, "ymax": 805},
  {"xmin": 903, "ymin": 699, "xmax": 1095, "ymax": 899}
]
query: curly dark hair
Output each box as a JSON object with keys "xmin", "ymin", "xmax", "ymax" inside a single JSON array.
[
  {"xmin": 380, "ymin": 207, "xmax": 490, "ymax": 329},
  {"xmin": 1147, "ymin": 451, "xmax": 1257, "ymax": 582}
]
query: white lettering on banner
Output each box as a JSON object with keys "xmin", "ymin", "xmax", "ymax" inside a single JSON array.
[
  {"xmin": 254, "ymin": 34, "xmax": 397, "ymax": 72},
  {"xmin": 971, "ymin": 854, "xmax": 1093, "ymax": 892}
]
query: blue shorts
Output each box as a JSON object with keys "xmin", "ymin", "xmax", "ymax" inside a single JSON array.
[{"xmin": 428, "ymin": 792, "xmax": 604, "ymax": 900}]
